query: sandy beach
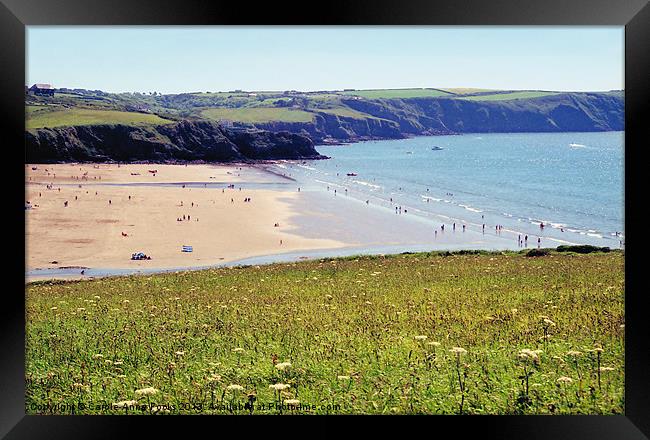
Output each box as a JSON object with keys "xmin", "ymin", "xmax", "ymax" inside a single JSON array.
[{"xmin": 25, "ymin": 163, "xmax": 348, "ymax": 275}]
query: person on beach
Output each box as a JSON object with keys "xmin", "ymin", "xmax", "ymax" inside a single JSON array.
[
  {"xmin": 482, "ymin": 224, "xmax": 485, "ymax": 233},
  {"xmin": 366, "ymin": 200, "xmax": 369, "ymax": 204},
  {"xmin": 463, "ymin": 224, "xmax": 466, "ymax": 232},
  {"xmin": 280, "ymin": 239, "xmax": 283, "ymax": 245},
  {"xmin": 64, "ymin": 201, "xmax": 68, "ymax": 207},
  {"xmin": 183, "ymin": 215, "xmax": 186, "ymax": 220},
  {"xmin": 441, "ymin": 224, "xmax": 445, "ymax": 232},
  {"xmin": 298, "ymin": 187, "xmax": 300, "ymax": 192},
  {"xmin": 434, "ymin": 230, "xmax": 437, "ymax": 238},
  {"xmin": 128, "ymin": 195, "xmax": 131, "ymax": 200},
  {"xmin": 525, "ymin": 235, "xmax": 528, "ymax": 246},
  {"xmin": 538, "ymin": 237, "xmax": 541, "ymax": 248},
  {"xmin": 231, "ymin": 198, "xmax": 234, "ymax": 203},
  {"xmin": 453, "ymin": 223, "xmax": 456, "ymax": 231},
  {"xmin": 109, "ymin": 200, "xmax": 111, "ymax": 205}
]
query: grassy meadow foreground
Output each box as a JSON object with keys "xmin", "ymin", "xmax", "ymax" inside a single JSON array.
[{"xmin": 25, "ymin": 250, "xmax": 624, "ymax": 415}]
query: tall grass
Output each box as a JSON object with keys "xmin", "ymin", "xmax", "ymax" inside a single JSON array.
[{"xmin": 25, "ymin": 251, "xmax": 624, "ymax": 414}]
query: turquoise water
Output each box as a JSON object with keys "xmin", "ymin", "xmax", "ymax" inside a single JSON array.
[{"xmin": 274, "ymin": 132, "xmax": 624, "ymax": 248}]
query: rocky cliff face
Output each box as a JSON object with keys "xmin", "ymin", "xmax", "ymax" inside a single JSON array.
[
  {"xmin": 228, "ymin": 92, "xmax": 623, "ymax": 145},
  {"xmin": 240, "ymin": 111, "xmax": 406, "ymax": 144},
  {"xmin": 25, "ymin": 120, "xmax": 325, "ymax": 163},
  {"xmin": 342, "ymin": 92, "xmax": 624, "ymax": 135}
]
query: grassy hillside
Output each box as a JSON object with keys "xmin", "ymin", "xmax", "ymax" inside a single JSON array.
[
  {"xmin": 200, "ymin": 107, "xmax": 315, "ymax": 123},
  {"xmin": 27, "ymin": 106, "xmax": 174, "ymax": 129},
  {"xmin": 341, "ymin": 88, "xmax": 452, "ymax": 99},
  {"xmin": 26, "ymin": 250, "xmax": 623, "ymax": 415},
  {"xmin": 457, "ymin": 91, "xmax": 561, "ymax": 101}
]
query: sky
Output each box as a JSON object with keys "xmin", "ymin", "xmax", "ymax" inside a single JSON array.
[{"xmin": 26, "ymin": 26, "xmax": 624, "ymax": 94}]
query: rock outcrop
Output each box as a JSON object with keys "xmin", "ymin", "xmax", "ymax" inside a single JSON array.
[{"xmin": 25, "ymin": 120, "xmax": 325, "ymax": 163}]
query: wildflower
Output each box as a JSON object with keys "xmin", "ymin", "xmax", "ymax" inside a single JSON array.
[
  {"xmin": 543, "ymin": 318, "xmax": 556, "ymax": 326},
  {"xmin": 232, "ymin": 348, "xmax": 244, "ymax": 353},
  {"xmin": 325, "ymin": 294, "xmax": 333, "ymax": 300},
  {"xmin": 337, "ymin": 375, "xmax": 351, "ymax": 380},
  {"xmin": 591, "ymin": 346, "xmax": 604, "ymax": 353},
  {"xmin": 450, "ymin": 347, "xmax": 467, "ymax": 355},
  {"xmin": 284, "ymin": 399, "xmax": 300, "ymax": 405},
  {"xmin": 518, "ymin": 349, "xmax": 542, "ymax": 361},
  {"xmin": 114, "ymin": 361, "xmax": 124, "ymax": 365},
  {"xmin": 135, "ymin": 387, "xmax": 158, "ymax": 396},
  {"xmin": 94, "ymin": 295, "xmax": 100, "ymax": 300},
  {"xmin": 364, "ymin": 301, "xmax": 372, "ymax": 305},
  {"xmin": 557, "ymin": 376, "xmax": 573, "ymax": 384},
  {"xmin": 92, "ymin": 354, "xmax": 104, "ymax": 359},
  {"xmin": 175, "ymin": 351, "xmax": 185, "ymax": 356},
  {"xmin": 269, "ymin": 383, "xmax": 290, "ymax": 391},
  {"xmin": 50, "ymin": 307, "xmax": 58, "ymax": 311},
  {"xmin": 427, "ymin": 341, "xmax": 441, "ymax": 347},
  {"xmin": 112, "ymin": 400, "xmax": 137, "ymax": 408},
  {"xmin": 599, "ymin": 366, "xmax": 616, "ymax": 372},
  {"xmin": 415, "ymin": 335, "xmax": 428, "ymax": 341},
  {"xmin": 77, "ymin": 308, "xmax": 86, "ymax": 312},
  {"xmin": 226, "ymin": 384, "xmax": 244, "ymax": 391},
  {"xmin": 123, "ymin": 300, "xmax": 129, "ymax": 304},
  {"xmin": 275, "ymin": 362, "xmax": 292, "ymax": 371},
  {"xmin": 566, "ymin": 350, "xmax": 583, "ymax": 357}
]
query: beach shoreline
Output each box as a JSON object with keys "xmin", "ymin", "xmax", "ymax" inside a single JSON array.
[
  {"xmin": 25, "ymin": 157, "xmax": 618, "ymax": 282},
  {"xmin": 25, "ymin": 163, "xmax": 350, "ymax": 278}
]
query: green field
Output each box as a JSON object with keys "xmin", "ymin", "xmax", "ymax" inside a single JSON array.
[
  {"xmin": 315, "ymin": 107, "xmax": 387, "ymax": 120},
  {"xmin": 439, "ymin": 88, "xmax": 501, "ymax": 95},
  {"xmin": 340, "ymin": 88, "xmax": 452, "ymax": 99},
  {"xmin": 457, "ymin": 91, "xmax": 560, "ymax": 101},
  {"xmin": 26, "ymin": 250, "xmax": 624, "ymax": 415},
  {"xmin": 201, "ymin": 107, "xmax": 315, "ymax": 123},
  {"xmin": 26, "ymin": 107, "xmax": 174, "ymax": 129}
]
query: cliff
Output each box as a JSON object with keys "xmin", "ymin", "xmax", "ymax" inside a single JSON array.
[
  {"xmin": 25, "ymin": 120, "xmax": 325, "ymax": 163},
  {"xmin": 237, "ymin": 92, "xmax": 623, "ymax": 143},
  {"xmin": 342, "ymin": 92, "xmax": 624, "ymax": 135}
]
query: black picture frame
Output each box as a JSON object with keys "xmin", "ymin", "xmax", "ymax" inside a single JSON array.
[{"xmin": 3, "ymin": 0, "xmax": 649, "ymax": 437}]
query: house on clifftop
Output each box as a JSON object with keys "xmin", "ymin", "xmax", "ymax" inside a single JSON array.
[{"xmin": 29, "ymin": 84, "xmax": 55, "ymax": 96}]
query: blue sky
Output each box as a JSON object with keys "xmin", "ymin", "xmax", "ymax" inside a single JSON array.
[{"xmin": 26, "ymin": 26, "xmax": 624, "ymax": 94}]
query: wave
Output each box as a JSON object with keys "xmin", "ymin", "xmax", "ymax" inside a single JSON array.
[
  {"xmin": 351, "ymin": 180, "xmax": 382, "ymax": 190},
  {"xmin": 569, "ymin": 143, "xmax": 587, "ymax": 148},
  {"xmin": 459, "ymin": 204, "xmax": 483, "ymax": 213}
]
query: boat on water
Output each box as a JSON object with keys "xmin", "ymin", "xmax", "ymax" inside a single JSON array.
[
  {"xmin": 346, "ymin": 172, "xmax": 358, "ymax": 176},
  {"xmin": 431, "ymin": 146, "xmax": 443, "ymax": 151}
]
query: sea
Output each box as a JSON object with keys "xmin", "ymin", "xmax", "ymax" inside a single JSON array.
[{"xmin": 271, "ymin": 131, "xmax": 624, "ymax": 249}]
